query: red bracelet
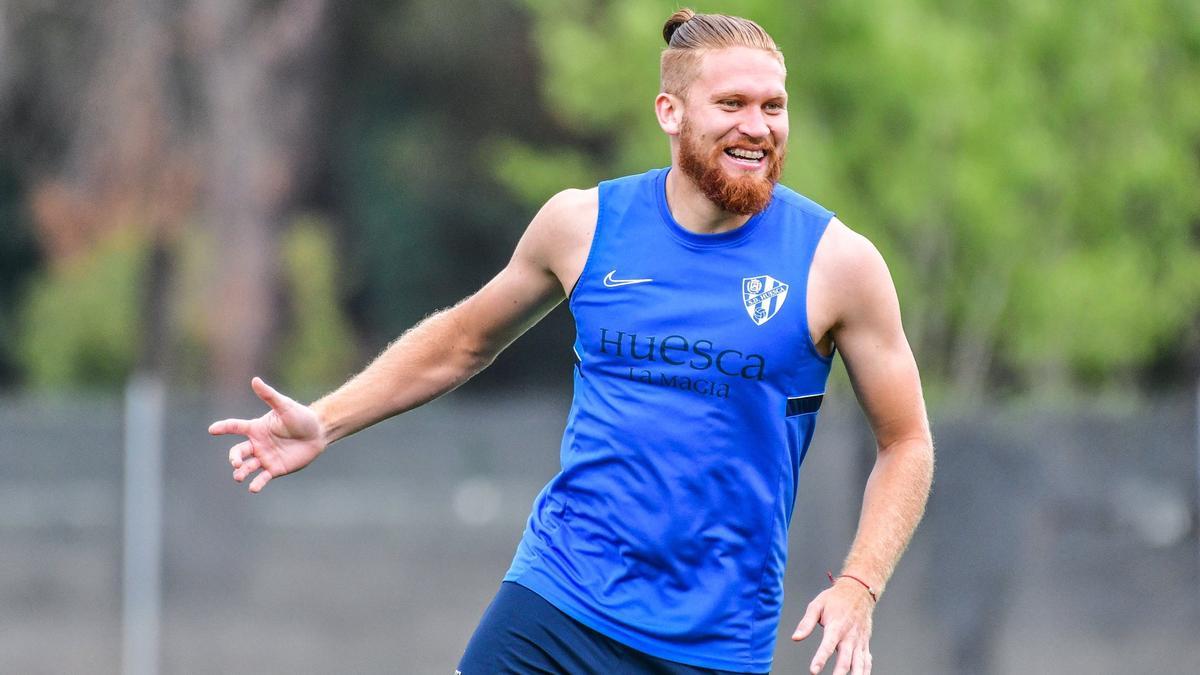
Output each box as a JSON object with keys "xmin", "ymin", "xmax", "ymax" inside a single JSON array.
[{"xmin": 827, "ymin": 570, "xmax": 877, "ymax": 602}]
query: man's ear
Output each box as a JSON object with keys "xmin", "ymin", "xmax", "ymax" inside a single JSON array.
[{"xmin": 655, "ymin": 92, "xmax": 684, "ymax": 136}]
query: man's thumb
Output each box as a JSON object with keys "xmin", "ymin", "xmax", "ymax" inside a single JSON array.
[
  {"xmin": 792, "ymin": 598, "xmax": 824, "ymax": 641},
  {"xmin": 251, "ymin": 376, "xmax": 291, "ymax": 412}
]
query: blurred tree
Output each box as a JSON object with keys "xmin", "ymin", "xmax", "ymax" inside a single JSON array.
[
  {"xmin": 501, "ymin": 0, "xmax": 1200, "ymax": 398},
  {"xmin": 17, "ymin": 229, "xmax": 144, "ymax": 388},
  {"xmin": 0, "ymin": 0, "xmax": 335, "ymax": 392},
  {"xmin": 186, "ymin": 0, "xmax": 331, "ymax": 395},
  {"xmin": 0, "ymin": 162, "xmax": 42, "ymax": 385},
  {"xmin": 330, "ymin": 0, "xmax": 543, "ymax": 330},
  {"xmin": 276, "ymin": 215, "xmax": 356, "ymax": 394},
  {"xmin": 326, "ymin": 0, "xmax": 579, "ymax": 387},
  {"xmin": 1, "ymin": 0, "xmax": 576, "ymax": 392},
  {"xmin": 12, "ymin": 0, "xmax": 198, "ymax": 389},
  {"xmin": 0, "ymin": 3, "xmax": 105, "ymax": 388},
  {"xmin": 17, "ymin": 0, "xmax": 1193, "ymax": 397}
]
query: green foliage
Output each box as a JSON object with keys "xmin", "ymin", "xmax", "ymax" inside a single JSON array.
[
  {"xmin": 276, "ymin": 216, "xmax": 357, "ymax": 394},
  {"xmin": 334, "ymin": 0, "xmax": 562, "ymax": 344},
  {"xmin": 504, "ymin": 0, "xmax": 1200, "ymax": 394},
  {"xmin": 1011, "ymin": 243, "xmax": 1200, "ymax": 378},
  {"xmin": 485, "ymin": 137, "xmax": 601, "ymax": 203},
  {"xmin": 167, "ymin": 223, "xmax": 218, "ymax": 386},
  {"xmin": 338, "ymin": 116, "xmax": 443, "ymax": 339},
  {"xmin": 18, "ymin": 229, "xmax": 143, "ymax": 388},
  {"xmin": 0, "ymin": 162, "xmax": 41, "ymax": 386}
]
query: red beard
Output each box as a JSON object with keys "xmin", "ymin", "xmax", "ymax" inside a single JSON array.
[{"xmin": 677, "ymin": 118, "xmax": 784, "ymax": 216}]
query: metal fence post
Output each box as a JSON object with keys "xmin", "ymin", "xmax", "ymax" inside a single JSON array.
[{"xmin": 122, "ymin": 374, "xmax": 165, "ymax": 675}]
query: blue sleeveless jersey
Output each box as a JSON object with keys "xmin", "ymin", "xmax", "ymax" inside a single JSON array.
[{"xmin": 504, "ymin": 168, "xmax": 835, "ymax": 672}]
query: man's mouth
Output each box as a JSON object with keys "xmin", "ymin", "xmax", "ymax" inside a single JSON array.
[{"xmin": 724, "ymin": 147, "xmax": 766, "ymax": 163}]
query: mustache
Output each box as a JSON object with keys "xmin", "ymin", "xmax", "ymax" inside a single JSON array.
[{"xmin": 720, "ymin": 139, "xmax": 776, "ymax": 153}]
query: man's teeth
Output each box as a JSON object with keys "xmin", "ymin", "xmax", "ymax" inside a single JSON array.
[{"xmin": 726, "ymin": 148, "xmax": 765, "ymax": 160}]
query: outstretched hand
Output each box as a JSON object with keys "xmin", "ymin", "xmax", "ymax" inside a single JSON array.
[
  {"xmin": 208, "ymin": 377, "xmax": 326, "ymax": 493},
  {"xmin": 792, "ymin": 580, "xmax": 876, "ymax": 674}
]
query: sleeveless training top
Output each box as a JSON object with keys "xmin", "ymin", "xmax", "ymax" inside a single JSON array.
[{"xmin": 504, "ymin": 167, "xmax": 835, "ymax": 672}]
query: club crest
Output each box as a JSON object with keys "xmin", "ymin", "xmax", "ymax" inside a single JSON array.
[{"xmin": 742, "ymin": 275, "xmax": 789, "ymax": 326}]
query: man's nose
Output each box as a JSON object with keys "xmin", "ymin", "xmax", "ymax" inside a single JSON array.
[{"xmin": 736, "ymin": 108, "xmax": 770, "ymax": 140}]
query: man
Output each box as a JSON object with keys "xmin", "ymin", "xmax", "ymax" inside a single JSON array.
[{"xmin": 209, "ymin": 9, "xmax": 933, "ymax": 675}]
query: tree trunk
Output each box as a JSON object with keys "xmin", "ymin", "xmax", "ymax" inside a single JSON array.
[
  {"xmin": 25, "ymin": 0, "xmax": 196, "ymax": 381},
  {"xmin": 186, "ymin": 0, "xmax": 329, "ymax": 396}
]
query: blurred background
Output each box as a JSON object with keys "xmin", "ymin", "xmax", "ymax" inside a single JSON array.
[{"xmin": 1, "ymin": 0, "xmax": 1198, "ymax": 673}]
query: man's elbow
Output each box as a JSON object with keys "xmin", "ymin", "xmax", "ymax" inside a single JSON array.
[
  {"xmin": 879, "ymin": 435, "xmax": 935, "ymax": 480},
  {"xmin": 454, "ymin": 336, "xmax": 499, "ymax": 374},
  {"xmin": 407, "ymin": 304, "xmax": 499, "ymax": 386},
  {"xmin": 444, "ymin": 308, "xmax": 503, "ymax": 376}
]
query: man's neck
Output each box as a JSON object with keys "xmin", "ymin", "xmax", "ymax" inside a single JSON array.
[{"xmin": 664, "ymin": 167, "xmax": 754, "ymax": 235}]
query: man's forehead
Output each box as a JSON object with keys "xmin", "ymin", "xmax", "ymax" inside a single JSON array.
[{"xmin": 693, "ymin": 47, "xmax": 787, "ymax": 96}]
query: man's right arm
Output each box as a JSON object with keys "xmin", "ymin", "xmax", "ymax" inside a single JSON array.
[
  {"xmin": 209, "ymin": 187, "xmax": 598, "ymax": 491},
  {"xmin": 313, "ymin": 187, "xmax": 596, "ymax": 443}
]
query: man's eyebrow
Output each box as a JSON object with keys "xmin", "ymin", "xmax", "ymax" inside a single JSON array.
[{"xmin": 710, "ymin": 90, "xmax": 788, "ymax": 100}]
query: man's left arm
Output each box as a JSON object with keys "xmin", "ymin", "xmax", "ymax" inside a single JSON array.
[{"xmin": 792, "ymin": 222, "xmax": 935, "ymax": 675}]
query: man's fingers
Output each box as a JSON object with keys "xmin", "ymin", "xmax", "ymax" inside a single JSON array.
[
  {"xmin": 248, "ymin": 469, "xmax": 273, "ymax": 493},
  {"xmin": 810, "ymin": 624, "xmax": 841, "ymax": 674},
  {"xmin": 209, "ymin": 418, "xmax": 251, "ymax": 436},
  {"xmin": 233, "ymin": 456, "xmax": 261, "ymax": 483},
  {"xmin": 793, "ymin": 598, "xmax": 824, "ymax": 641},
  {"xmin": 831, "ymin": 637, "xmax": 855, "ymax": 675},
  {"xmin": 228, "ymin": 441, "xmax": 252, "ymax": 468},
  {"xmin": 251, "ymin": 377, "xmax": 293, "ymax": 413},
  {"xmin": 852, "ymin": 645, "xmax": 870, "ymax": 675}
]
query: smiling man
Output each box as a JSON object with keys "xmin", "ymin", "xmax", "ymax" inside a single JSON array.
[{"xmin": 209, "ymin": 9, "xmax": 932, "ymax": 675}]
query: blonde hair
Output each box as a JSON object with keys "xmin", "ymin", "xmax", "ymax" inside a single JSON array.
[{"xmin": 660, "ymin": 8, "xmax": 784, "ymax": 96}]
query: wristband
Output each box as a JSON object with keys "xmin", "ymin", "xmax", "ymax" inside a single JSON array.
[{"xmin": 827, "ymin": 570, "xmax": 877, "ymax": 602}]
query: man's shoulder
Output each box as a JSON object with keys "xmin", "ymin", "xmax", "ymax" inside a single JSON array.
[
  {"xmin": 820, "ymin": 217, "xmax": 876, "ymax": 257},
  {"xmin": 593, "ymin": 167, "xmax": 666, "ymax": 201},
  {"xmin": 807, "ymin": 216, "xmax": 898, "ymax": 341},
  {"xmin": 525, "ymin": 187, "xmax": 600, "ymax": 260},
  {"xmin": 545, "ymin": 167, "xmax": 669, "ymax": 223},
  {"xmin": 604, "ymin": 167, "xmax": 667, "ymax": 183},
  {"xmin": 812, "ymin": 216, "xmax": 892, "ymax": 297},
  {"xmin": 544, "ymin": 185, "xmax": 599, "ymax": 210},
  {"xmin": 539, "ymin": 186, "xmax": 599, "ymax": 226},
  {"xmin": 771, "ymin": 183, "xmax": 835, "ymax": 222}
]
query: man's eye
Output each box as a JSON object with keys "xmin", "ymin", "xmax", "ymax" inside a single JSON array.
[
  {"xmin": 765, "ymin": 102, "xmax": 785, "ymax": 112},
  {"xmin": 720, "ymin": 100, "xmax": 741, "ymax": 108}
]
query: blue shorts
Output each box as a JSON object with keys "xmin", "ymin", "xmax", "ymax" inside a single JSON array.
[{"xmin": 457, "ymin": 581, "xmax": 764, "ymax": 674}]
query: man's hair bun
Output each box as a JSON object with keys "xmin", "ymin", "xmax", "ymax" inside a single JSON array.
[
  {"xmin": 658, "ymin": 9, "xmax": 782, "ymax": 96},
  {"xmin": 663, "ymin": 8, "xmax": 696, "ymax": 45}
]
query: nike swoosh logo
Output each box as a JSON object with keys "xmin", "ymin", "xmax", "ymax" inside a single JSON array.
[{"xmin": 603, "ymin": 270, "xmax": 653, "ymax": 287}]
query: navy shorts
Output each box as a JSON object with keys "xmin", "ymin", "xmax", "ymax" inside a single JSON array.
[{"xmin": 457, "ymin": 581, "xmax": 764, "ymax": 674}]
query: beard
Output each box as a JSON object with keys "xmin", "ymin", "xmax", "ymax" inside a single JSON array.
[{"xmin": 677, "ymin": 117, "xmax": 785, "ymax": 216}]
